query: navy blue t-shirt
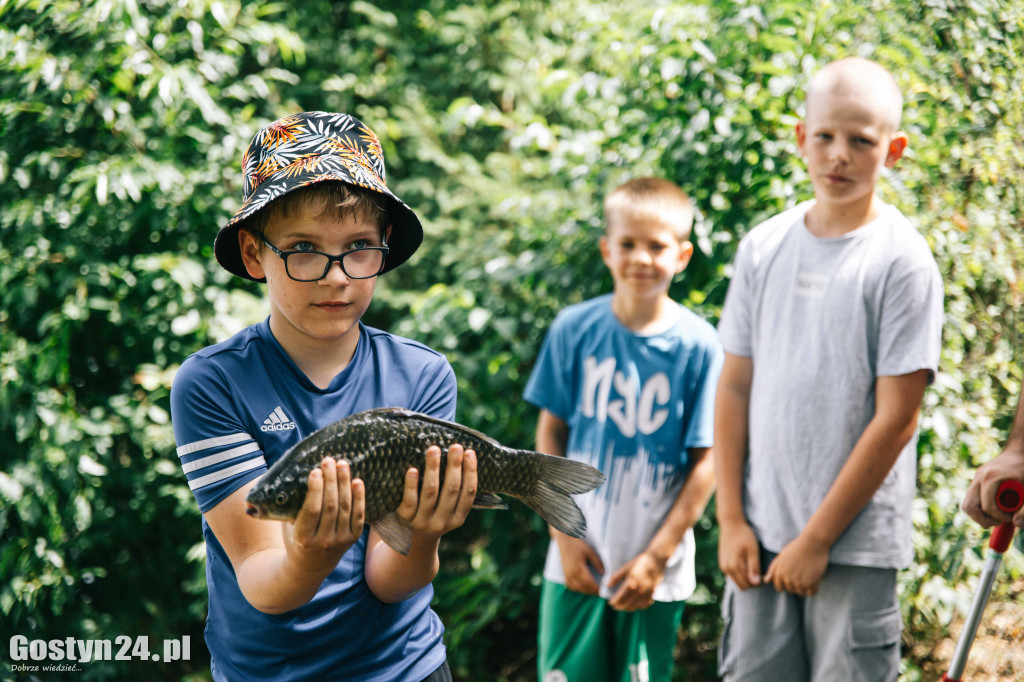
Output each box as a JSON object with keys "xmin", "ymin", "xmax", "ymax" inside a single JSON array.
[{"xmin": 170, "ymin": 318, "xmax": 456, "ymax": 681}]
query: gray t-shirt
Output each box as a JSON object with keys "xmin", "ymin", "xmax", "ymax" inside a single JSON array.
[{"xmin": 717, "ymin": 201, "xmax": 943, "ymax": 569}]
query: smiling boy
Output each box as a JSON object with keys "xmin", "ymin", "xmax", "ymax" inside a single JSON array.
[
  {"xmin": 525, "ymin": 178, "xmax": 722, "ymax": 682},
  {"xmin": 714, "ymin": 59, "xmax": 944, "ymax": 681},
  {"xmin": 171, "ymin": 112, "xmax": 475, "ymax": 681}
]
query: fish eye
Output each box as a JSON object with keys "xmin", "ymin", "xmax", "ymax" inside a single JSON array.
[{"xmin": 275, "ymin": 492, "xmax": 289, "ymax": 505}]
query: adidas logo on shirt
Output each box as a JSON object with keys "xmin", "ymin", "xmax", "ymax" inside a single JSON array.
[{"xmin": 260, "ymin": 406, "xmax": 297, "ymax": 432}]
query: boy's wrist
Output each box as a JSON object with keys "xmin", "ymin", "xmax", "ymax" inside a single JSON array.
[
  {"xmin": 799, "ymin": 524, "xmax": 837, "ymax": 551},
  {"xmin": 998, "ymin": 443, "xmax": 1024, "ymax": 463},
  {"xmin": 284, "ymin": 547, "xmax": 343, "ymax": 579},
  {"xmin": 644, "ymin": 538, "xmax": 675, "ymax": 566},
  {"xmin": 716, "ymin": 511, "xmax": 748, "ymax": 526},
  {"xmin": 549, "ymin": 525, "xmax": 576, "ymax": 543}
]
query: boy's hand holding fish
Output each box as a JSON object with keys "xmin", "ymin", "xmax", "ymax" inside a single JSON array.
[
  {"xmin": 366, "ymin": 443, "xmax": 478, "ymax": 603},
  {"xmin": 284, "ymin": 457, "xmax": 365, "ymax": 569},
  {"xmin": 396, "ymin": 444, "xmax": 477, "ymax": 543},
  {"xmin": 285, "ymin": 445, "xmax": 477, "ymax": 561}
]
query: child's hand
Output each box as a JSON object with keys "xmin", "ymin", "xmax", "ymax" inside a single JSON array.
[
  {"xmin": 764, "ymin": 533, "xmax": 830, "ymax": 596},
  {"xmin": 398, "ymin": 444, "xmax": 477, "ymax": 541},
  {"xmin": 717, "ymin": 517, "xmax": 762, "ymax": 590},
  {"xmin": 285, "ymin": 458, "xmax": 366, "ymax": 572},
  {"xmin": 554, "ymin": 533, "xmax": 604, "ymax": 595},
  {"xmin": 363, "ymin": 445, "xmax": 476, "ymax": 604},
  {"xmin": 607, "ymin": 552, "xmax": 665, "ymax": 611}
]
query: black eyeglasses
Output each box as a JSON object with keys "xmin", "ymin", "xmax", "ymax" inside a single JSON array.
[{"xmin": 262, "ymin": 240, "xmax": 389, "ymax": 282}]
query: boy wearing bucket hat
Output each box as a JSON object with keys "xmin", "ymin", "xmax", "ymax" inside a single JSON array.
[{"xmin": 170, "ymin": 111, "xmax": 473, "ymax": 682}]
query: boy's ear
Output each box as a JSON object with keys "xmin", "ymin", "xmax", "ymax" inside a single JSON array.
[
  {"xmin": 795, "ymin": 121, "xmax": 807, "ymax": 155},
  {"xmin": 238, "ymin": 229, "xmax": 267, "ymax": 280},
  {"xmin": 677, "ymin": 240, "xmax": 695, "ymax": 274},
  {"xmin": 885, "ymin": 132, "xmax": 909, "ymax": 167}
]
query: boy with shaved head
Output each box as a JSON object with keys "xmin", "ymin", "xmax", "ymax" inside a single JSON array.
[{"xmin": 714, "ymin": 58, "xmax": 943, "ymax": 681}]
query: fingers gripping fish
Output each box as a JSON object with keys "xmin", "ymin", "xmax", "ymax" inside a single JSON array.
[{"xmin": 245, "ymin": 408, "xmax": 606, "ymax": 555}]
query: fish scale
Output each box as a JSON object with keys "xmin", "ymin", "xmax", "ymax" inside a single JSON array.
[{"xmin": 246, "ymin": 407, "xmax": 606, "ymax": 555}]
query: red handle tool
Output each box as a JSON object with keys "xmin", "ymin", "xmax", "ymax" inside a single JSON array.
[{"xmin": 942, "ymin": 479, "xmax": 1024, "ymax": 682}]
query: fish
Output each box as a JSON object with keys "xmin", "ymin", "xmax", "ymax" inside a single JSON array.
[{"xmin": 244, "ymin": 407, "xmax": 606, "ymax": 555}]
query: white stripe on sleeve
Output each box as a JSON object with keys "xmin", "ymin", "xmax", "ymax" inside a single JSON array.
[
  {"xmin": 181, "ymin": 442, "xmax": 262, "ymax": 474},
  {"xmin": 177, "ymin": 432, "xmax": 253, "ymax": 457},
  {"xmin": 188, "ymin": 458, "xmax": 267, "ymax": 491}
]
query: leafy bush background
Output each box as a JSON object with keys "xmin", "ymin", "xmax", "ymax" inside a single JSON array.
[{"xmin": 1, "ymin": 0, "xmax": 1022, "ymax": 680}]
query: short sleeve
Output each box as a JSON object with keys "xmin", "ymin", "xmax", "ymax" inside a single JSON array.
[
  {"xmin": 876, "ymin": 259, "xmax": 944, "ymax": 380},
  {"xmin": 717, "ymin": 237, "xmax": 755, "ymax": 358},
  {"xmin": 523, "ymin": 314, "xmax": 575, "ymax": 420},
  {"xmin": 682, "ymin": 336, "xmax": 725, "ymax": 450},
  {"xmin": 170, "ymin": 355, "xmax": 267, "ymax": 513},
  {"xmin": 409, "ymin": 354, "xmax": 458, "ymax": 421}
]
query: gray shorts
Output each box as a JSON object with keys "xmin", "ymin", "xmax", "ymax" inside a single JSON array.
[{"xmin": 718, "ymin": 548, "xmax": 903, "ymax": 682}]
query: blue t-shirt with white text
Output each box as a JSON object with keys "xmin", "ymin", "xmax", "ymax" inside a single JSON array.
[{"xmin": 524, "ymin": 295, "xmax": 722, "ymax": 601}]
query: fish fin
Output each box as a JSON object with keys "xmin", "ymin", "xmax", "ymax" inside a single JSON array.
[
  {"xmin": 530, "ymin": 452, "xmax": 606, "ymax": 495},
  {"xmin": 514, "ymin": 454, "xmax": 604, "ymax": 537},
  {"xmin": 520, "ymin": 480, "xmax": 589, "ymax": 538},
  {"xmin": 472, "ymin": 491, "xmax": 509, "ymax": 510},
  {"xmin": 371, "ymin": 513, "xmax": 413, "ymax": 556},
  {"xmin": 374, "ymin": 407, "xmax": 508, "ymax": 449}
]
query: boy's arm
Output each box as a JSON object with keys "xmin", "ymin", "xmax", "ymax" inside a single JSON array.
[
  {"xmin": 765, "ymin": 369, "xmax": 930, "ymax": 595},
  {"xmin": 364, "ymin": 444, "xmax": 478, "ymax": 603},
  {"xmin": 536, "ymin": 408, "xmax": 605, "ymax": 595},
  {"xmin": 607, "ymin": 446, "xmax": 715, "ymax": 611},
  {"xmin": 963, "ymin": 391, "xmax": 1024, "ymax": 528},
  {"xmin": 714, "ymin": 352, "xmax": 763, "ymax": 590},
  {"xmin": 204, "ymin": 458, "xmax": 367, "ymax": 614}
]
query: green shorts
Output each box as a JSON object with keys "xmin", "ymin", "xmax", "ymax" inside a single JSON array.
[{"xmin": 538, "ymin": 579, "xmax": 686, "ymax": 682}]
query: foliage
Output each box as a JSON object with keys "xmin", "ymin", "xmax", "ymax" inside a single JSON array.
[{"xmin": 1, "ymin": 0, "xmax": 1021, "ymax": 680}]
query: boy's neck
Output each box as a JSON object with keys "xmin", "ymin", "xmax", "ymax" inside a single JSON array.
[
  {"xmin": 805, "ymin": 193, "xmax": 882, "ymax": 238},
  {"xmin": 610, "ymin": 293, "xmax": 679, "ymax": 334},
  {"xmin": 269, "ymin": 317, "xmax": 360, "ymax": 390}
]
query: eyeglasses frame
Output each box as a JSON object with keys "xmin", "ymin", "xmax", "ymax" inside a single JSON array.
[{"xmin": 261, "ymin": 238, "xmax": 390, "ymax": 282}]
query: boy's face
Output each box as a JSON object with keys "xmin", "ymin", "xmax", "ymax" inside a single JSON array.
[
  {"xmin": 600, "ymin": 212, "xmax": 693, "ymax": 301},
  {"xmin": 238, "ymin": 202, "xmax": 387, "ymax": 351},
  {"xmin": 796, "ymin": 88, "xmax": 907, "ymax": 213}
]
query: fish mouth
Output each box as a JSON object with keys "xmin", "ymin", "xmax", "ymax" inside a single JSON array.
[{"xmin": 245, "ymin": 502, "xmax": 266, "ymax": 518}]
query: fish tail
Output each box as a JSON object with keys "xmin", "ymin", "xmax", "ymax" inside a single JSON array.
[
  {"xmin": 531, "ymin": 452, "xmax": 606, "ymax": 495},
  {"xmin": 521, "ymin": 480, "xmax": 589, "ymax": 538},
  {"xmin": 519, "ymin": 453, "xmax": 605, "ymax": 538}
]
